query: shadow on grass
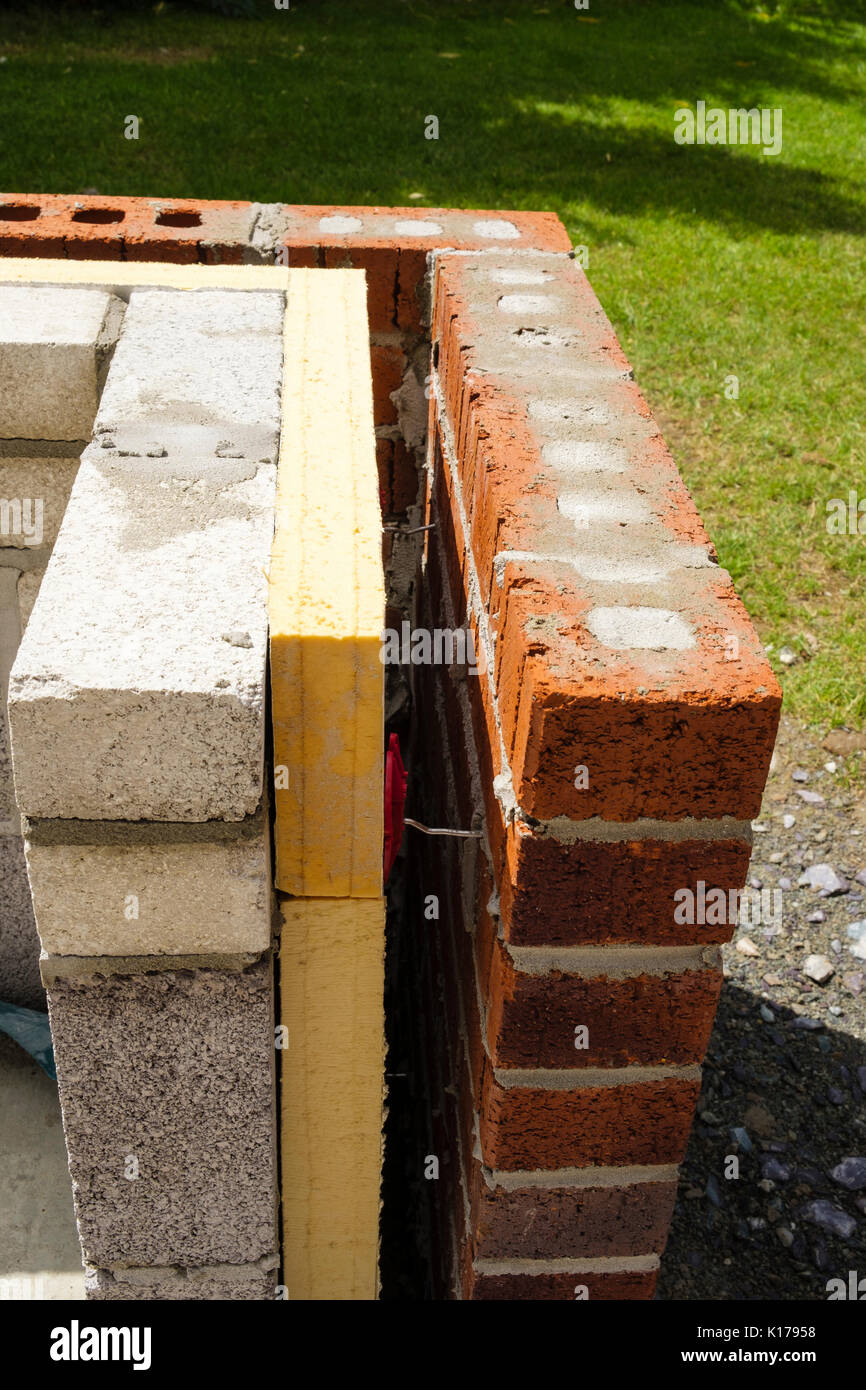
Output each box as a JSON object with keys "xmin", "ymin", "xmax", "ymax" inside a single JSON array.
[{"xmin": 0, "ymin": 0, "xmax": 863, "ymax": 240}]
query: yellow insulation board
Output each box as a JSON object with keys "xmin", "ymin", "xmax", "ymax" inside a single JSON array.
[
  {"xmin": 279, "ymin": 896, "xmax": 386, "ymax": 1300},
  {"xmin": 269, "ymin": 268, "xmax": 384, "ymax": 896}
]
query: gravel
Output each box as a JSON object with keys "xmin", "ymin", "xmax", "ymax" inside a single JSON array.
[{"xmin": 658, "ymin": 714, "xmax": 866, "ymax": 1301}]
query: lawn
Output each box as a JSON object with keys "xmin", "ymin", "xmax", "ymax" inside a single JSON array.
[{"xmin": 1, "ymin": 0, "xmax": 864, "ymax": 729}]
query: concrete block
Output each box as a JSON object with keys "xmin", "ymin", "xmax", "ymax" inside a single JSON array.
[
  {"xmin": 0, "ymin": 835, "xmax": 43, "ymax": 1007},
  {"xmin": 8, "ymin": 288, "xmax": 284, "ymax": 822},
  {"xmin": 24, "ymin": 818, "xmax": 270, "ymax": 957},
  {"xmin": 0, "ymin": 457, "xmax": 79, "ymax": 549},
  {"xmin": 47, "ymin": 958, "xmax": 278, "ymax": 1269},
  {"xmin": 0, "ymin": 286, "xmax": 123, "ymax": 441},
  {"xmin": 280, "ymin": 897, "xmax": 385, "ymax": 1299},
  {"xmin": 270, "ymin": 270, "xmax": 384, "ymax": 895},
  {"xmin": 93, "ymin": 287, "xmax": 284, "ymax": 464}
]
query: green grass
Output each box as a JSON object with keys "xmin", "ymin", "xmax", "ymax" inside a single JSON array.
[{"xmin": 1, "ymin": 0, "xmax": 864, "ymax": 728}]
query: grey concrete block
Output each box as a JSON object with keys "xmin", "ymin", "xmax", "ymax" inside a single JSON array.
[
  {"xmin": 8, "ymin": 287, "xmax": 283, "ymax": 822},
  {"xmin": 8, "ymin": 457, "xmax": 277, "ymax": 821},
  {"xmin": 47, "ymin": 959, "xmax": 277, "ymax": 1269},
  {"xmin": 93, "ymin": 288, "xmax": 284, "ymax": 464},
  {"xmin": 0, "ymin": 287, "xmax": 124, "ymax": 441},
  {"xmin": 0, "ymin": 457, "xmax": 79, "ymax": 549},
  {"xmin": 8, "ymin": 447, "xmax": 274, "ymax": 817},
  {"xmin": 85, "ymin": 1258, "xmax": 277, "ymax": 1301},
  {"xmin": 25, "ymin": 827, "xmax": 271, "ymax": 956},
  {"xmin": 0, "ymin": 835, "xmax": 44, "ymax": 1007}
]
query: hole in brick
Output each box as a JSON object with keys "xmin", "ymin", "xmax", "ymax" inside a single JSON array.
[
  {"xmin": 0, "ymin": 204, "xmax": 40, "ymax": 221},
  {"xmin": 155, "ymin": 210, "xmax": 202, "ymax": 229},
  {"xmin": 71, "ymin": 208, "xmax": 125, "ymax": 224}
]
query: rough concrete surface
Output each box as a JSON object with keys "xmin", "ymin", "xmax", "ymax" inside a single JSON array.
[
  {"xmin": 93, "ymin": 287, "xmax": 283, "ymax": 464},
  {"xmin": 46, "ymin": 959, "xmax": 277, "ymax": 1270},
  {"xmin": 8, "ymin": 442, "xmax": 276, "ymax": 821},
  {"xmin": 0, "ymin": 286, "xmax": 123, "ymax": 441}
]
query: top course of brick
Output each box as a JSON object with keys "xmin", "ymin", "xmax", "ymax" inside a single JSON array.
[
  {"xmin": 0, "ymin": 194, "xmax": 568, "ymax": 268},
  {"xmin": 0, "ymin": 194, "xmax": 570, "ymax": 333},
  {"xmin": 0, "ymin": 194, "xmax": 257, "ymax": 263},
  {"xmin": 429, "ymin": 250, "xmax": 781, "ymax": 823},
  {"xmin": 276, "ymin": 205, "xmax": 570, "ymax": 331}
]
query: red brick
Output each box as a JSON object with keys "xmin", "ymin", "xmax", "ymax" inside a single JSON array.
[
  {"xmin": 427, "ymin": 838, "xmax": 702, "ymax": 1171},
  {"xmin": 369, "ymin": 344, "xmax": 405, "ymax": 427},
  {"xmin": 281, "ymin": 205, "xmax": 570, "ymax": 334},
  {"xmin": 450, "ymin": 1031, "xmax": 680, "ymax": 1265},
  {"xmin": 483, "ymin": 941, "xmax": 723, "ymax": 1069},
  {"xmin": 497, "ymin": 565, "xmax": 780, "ymax": 822},
  {"xmin": 468, "ymin": 1168, "xmax": 677, "ymax": 1262},
  {"xmin": 280, "ymin": 245, "xmax": 319, "ymax": 269},
  {"xmin": 478, "ymin": 1071, "xmax": 700, "ymax": 1170},
  {"xmin": 397, "ymin": 247, "xmax": 428, "ymax": 335},
  {"xmin": 424, "ymin": 512, "xmax": 756, "ymax": 957},
  {"xmin": 497, "ymin": 821, "xmax": 753, "ymax": 947},
  {"xmin": 429, "ymin": 254, "xmax": 781, "ymax": 823},
  {"xmin": 0, "ymin": 193, "xmax": 254, "ymax": 264},
  {"xmin": 376, "ymin": 438, "xmax": 395, "ymax": 514}
]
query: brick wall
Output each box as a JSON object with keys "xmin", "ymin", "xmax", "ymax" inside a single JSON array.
[
  {"xmin": 403, "ymin": 248, "xmax": 780, "ymax": 1298},
  {"xmin": 0, "ymin": 197, "xmax": 779, "ymax": 1300}
]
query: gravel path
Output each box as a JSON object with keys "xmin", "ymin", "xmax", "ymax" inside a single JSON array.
[{"xmin": 658, "ymin": 714, "xmax": 866, "ymax": 1300}]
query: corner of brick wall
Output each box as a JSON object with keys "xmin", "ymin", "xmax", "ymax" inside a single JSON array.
[
  {"xmin": 402, "ymin": 243, "xmax": 780, "ymax": 1299},
  {"xmin": 0, "ymin": 197, "xmax": 782, "ymax": 1302}
]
